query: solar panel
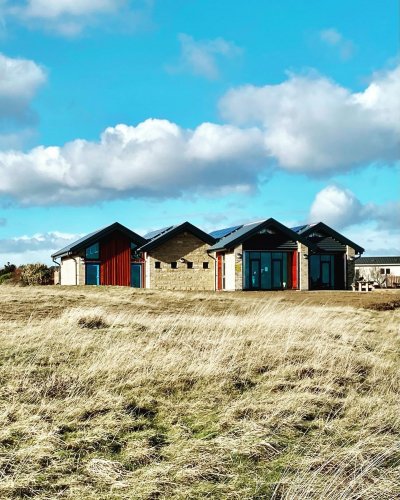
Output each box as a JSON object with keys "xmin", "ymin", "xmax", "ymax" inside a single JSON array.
[
  {"xmin": 143, "ymin": 226, "xmax": 173, "ymax": 240},
  {"xmin": 291, "ymin": 224, "xmax": 308, "ymax": 233},
  {"xmin": 209, "ymin": 225, "xmax": 242, "ymax": 240}
]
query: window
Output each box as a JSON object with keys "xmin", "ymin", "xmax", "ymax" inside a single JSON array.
[
  {"xmin": 187, "ymin": 262, "xmax": 193, "ymax": 269},
  {"xmin": 155, "ymin": 261, "xmax": 161, "ymax": 269},
  {"xmin": 380, "ymin": 268, "xmax": 385, "ymax": 274},
  {"xmin": 203, "ymin": 262, "xmax": 209, "ymax": 269},
  {"xmin": 171, "ymin": 262, "xmax": 177, "ymax": 269},
  {"xmin": 131, "ymin": 242, "xmax": 140, "ymax": 259},
  {"xmin": 85, "ymin": 242, "xmax": 99, "ymax": 260},
  {"xmin": 386, "ymin": 268, "xmax": 390, "ymax": 274}
]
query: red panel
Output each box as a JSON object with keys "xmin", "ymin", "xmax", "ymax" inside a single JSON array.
[
  {"xmin": 291, "ymin": 251, "xmax": 298, "ymax": 289},
  {"xmin": 100, "ymin": 231, "xmax": 131, "ymax": 286},
  {"xmin": 217, "ymin": 253, "xmax": 223, "ymax": 290}
]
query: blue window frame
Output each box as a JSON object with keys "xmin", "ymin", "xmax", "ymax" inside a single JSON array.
[
  {"xmin": 244, "ymin": 251, "xmax": 288, "ymax": 290},
  {"xmin": 86, "ymin": 242, "xmax": 99, "ymax": 260}
]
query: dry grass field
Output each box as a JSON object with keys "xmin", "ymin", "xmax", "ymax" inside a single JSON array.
[{"xmin": 0, "ymin": 286, "xmax": 399, "ymax": 499}]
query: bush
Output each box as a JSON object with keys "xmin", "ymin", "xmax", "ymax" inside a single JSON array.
[
  {"xmin": 0, "ymin": 262, "xmax": 16, "ymax": 276},
  {"xmin": 19, "ymin": 263, "xmax": 52, "ymax": 286},
  {"xmin": 0, "ymin": 272, "xmax": 12, "ymax": 284}
]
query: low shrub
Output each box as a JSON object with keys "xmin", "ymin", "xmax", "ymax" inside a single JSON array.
[{"xmin": 20, "ymin": 263, "xmax": 52, "ymax": 286}]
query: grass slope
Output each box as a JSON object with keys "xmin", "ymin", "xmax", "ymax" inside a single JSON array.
[{"xmin": 0, "ymin": 286, "xmax": 399, "ymax": 499}]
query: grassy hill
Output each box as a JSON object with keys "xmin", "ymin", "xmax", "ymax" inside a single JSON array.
[{"xmin": 0, "ymin": 286, "xmax": 399, "ymax": 499}]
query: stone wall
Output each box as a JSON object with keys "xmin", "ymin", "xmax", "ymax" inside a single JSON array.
[
  {"xmin": 298, "ymin": 243, "xmax": 309, "ymax": 290},
  {"xmin": 147, "ymin": 232, "xmax": 215, "ymax": 291},
  {"xmin": 234, "ymin": 244, "xmax": 243, "ymax": 290},
  {"xmin": 346, "ymin": 246, "xmax": 356, "ymax": 290}
]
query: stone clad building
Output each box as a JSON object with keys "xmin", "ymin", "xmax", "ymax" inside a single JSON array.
[{"xmin": 52, "ymin": 219, "xmax": 364, "ymax": 291}]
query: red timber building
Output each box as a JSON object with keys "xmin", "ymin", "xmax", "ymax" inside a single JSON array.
[
  {"xmin": 52, "ymin": 219, "xmax": 364, "ymax": 291},
  {"xmin": 52, "ymin": 223, "xmax": 146, "ymax": 287}
]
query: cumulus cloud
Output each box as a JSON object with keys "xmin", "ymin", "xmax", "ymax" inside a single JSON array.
[
  {"xmin": 309, "ymin": 185, "xmax": 400, "ymax": 230},
  {"xmin": 169, "ymin": 33, "xmax": 242, "ymax": 79},
  {"xmin": 0, "ymin": 65, "xmax": 399, "ymax": 206},
  {"xmin": 0, "ymin": 119, "xmax": 265, "ymax": 205},
  {"xmin": 219, "ymin": 65, "xmax": 400, "ymax": 172},
  {"xmin": 0, "ymin": 230, "xmax": 81, "ymax": 265},
  {"xmin": 308, "ymin": 185, "xmax": 400, "ymax": 255},
  {"xmin": 0, "ymin": 52, "xmax": 46, "ymax": 125},
  {"xmin": 3, "ymin": 0, "xmax": 152, "ymax": 36},
  {"xmin": 319, "ymin": 28, "xmax": 355, "ymax": 60}
]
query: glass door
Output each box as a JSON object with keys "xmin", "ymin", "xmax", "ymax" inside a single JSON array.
[
  {"xmin": 250, "ymin": 259, "xmax": 260, "ymax": 289},
  {"xmin": 272, "ymin": 259, "xmax": 283, "ymax": 289},
  {"xmin": 86, "ymin": 263, "xmax": 100, "ymax": 285},
  {"xmin": 131, "ymin": 264, "xmax": 142, "ymax": 288}
]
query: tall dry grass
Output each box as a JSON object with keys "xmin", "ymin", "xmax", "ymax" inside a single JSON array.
[{"xmin": 0, "ymin": 287, "xmax": 399, "ymax": 499}]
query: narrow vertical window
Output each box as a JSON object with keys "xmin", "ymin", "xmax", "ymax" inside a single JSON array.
[{"xmin": 155, "ymin": 261, "xmax": 161, "ymax": 269}]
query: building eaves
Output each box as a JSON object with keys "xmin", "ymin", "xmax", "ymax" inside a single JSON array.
[
  {"xmin": 51, "ymin": 222, "xmax": 146, "ymax": 259},
  {"xmin": 299, "ymin": 222, "xmax": 365, "ymax": 254},
  {"xmin": 208, "ymin": 218, "xmax": 316, "ymax": 252},
  {"xmin": 356, "ymin": 256, "xmax": 400, "ymax": 265},
  {"xmin": 138, "ymin": 221, "xmax": 216, "ymax": 252}
]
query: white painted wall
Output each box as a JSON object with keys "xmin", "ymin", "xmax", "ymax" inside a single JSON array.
[
  {"xmin": 60, "ymin": 257, "xmax": 77, "ymax": 285},
  {"xmin": 145, "ymin": 254, "xmax": 151, "ymax": 288},
  {"xmin": 356, "ymin": 264, "xmax": 400, "ymax": 278},
  {"xmin": 224, "ymin": 252, "xmax": 235, "ymax": 291}
]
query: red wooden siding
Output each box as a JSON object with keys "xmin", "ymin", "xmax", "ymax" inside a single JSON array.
[
  {"xmin": 100, "ymin": 231, "xmax": 131, "ymax": 286},
  {"xmin": 217, "ymin": 253, "xmax": 223, "ymax": 290},
  {"xmin": 291, "ymin": 250, "xmax": 298, "ymax": 289}
]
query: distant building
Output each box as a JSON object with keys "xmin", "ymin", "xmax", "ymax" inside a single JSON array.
[
  {"xmin": 355, "ymin": 256, "xmax": 400, "ymax": 287},
  {"xmin": 52, "ymin": 219, "xmax": 364, "ymax": 291}
]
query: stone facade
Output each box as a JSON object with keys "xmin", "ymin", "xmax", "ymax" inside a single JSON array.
[
  {"xmin": 298, "ymin": 243, "xmax": 309, "ymax": 291},
  {"xmin": 346, "ymin": 246, "xmax": 356, "ymax": 290},
  {"xmin": 147, "ymin": 232, "xmax": 215, "ymax": 291},
  {"xmin": 234, "ymin": 244, "xmax": 243, "ymax": 290}
]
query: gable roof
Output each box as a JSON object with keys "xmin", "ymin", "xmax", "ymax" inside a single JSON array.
[
  {"xmin": 356, "ymin": 256, "xmax": 400, "ymax": 265},
  {"xmin": 51, "ymin": 222, "xmax": 147, "ymax": 259},
  {"xmin": 209, "ymin": 218, "xmax": 314, "ymax": 252},
  {"xmin": 139, "ymin": 221, "xmax": 216, "ymax": 252},
  {"xmin": 293, "ymin": 222, "xmax": 364, "ymax": 254}
]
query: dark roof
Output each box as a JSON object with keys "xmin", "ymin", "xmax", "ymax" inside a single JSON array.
[
  {"xmin": 51, "ymin": 222, "xmax": 146, "ymax": 258},
  {"xmin": 209, "ymin": 218, "xmax": 314, "ymax": 252},
  {"xmin": 209, "ymin": 224, "xmax": 243, "ymax": 240},
  {"xmin": 356, "ymin": 256, "xmax": 400, "ymax": 265},
  {"xmin": 139, "ymin": 221, "xmax": 216, "ymax": 252},
  {"xmin": 296, "ymin": 222, "xmax": 364, "ymax": 254}
]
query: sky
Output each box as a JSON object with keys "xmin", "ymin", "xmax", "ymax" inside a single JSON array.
[{"xmin": 0, "ymin": 0, "xmax": 399, "ymax": 265}]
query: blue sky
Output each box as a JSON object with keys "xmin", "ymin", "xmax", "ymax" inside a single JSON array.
[{"xmin": 0, "ymin": 0, "xmax": 399, "ymax": 265}]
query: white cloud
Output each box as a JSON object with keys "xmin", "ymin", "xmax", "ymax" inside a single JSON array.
[
  {"xmin": 170, "ymin": 33, "xmax": 242, "ymax": 79},
  {"xmin": 309, "ymin": 185, "xmax": 400, "ymax": 230},
  {"xmin": 0, "ymin": 65, "xmax": 399, "ymax": 206},
  {"xmin": 219, "ymin": 65, "xmax": 400, "ymax": 172},
  {"xmin": 308, "ymin": 185, "xmax": 400, "ymax": 254},
  {"xmin": 0, "ymin": 52, "xmax": 46, "ymax": 124},
  {"xmin": 0, "ymin": 230, "xmax": 82, "ymax": 265},
  {"xmin": 0, "ymin": 119, "xmax": 265, "ymax": 205},
  {"xmin": 3, "ymin": 0, "xmax": 152, "ymax": 36},
  {"xmin": 319, "ymin": 28, "xmax": 355, "ymax": 60},
  {"xmin": 309, "ymin": 185, "xmax": 364, "ymax": 228}
]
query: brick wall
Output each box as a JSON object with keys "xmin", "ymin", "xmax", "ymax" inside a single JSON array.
[
  {"xmin": 234, "ymin": 244, "xmax": 243, "ymax": 290},
  {"xmin": 147, "ymin": 232, "xmax": 215, "ymax": 291}
]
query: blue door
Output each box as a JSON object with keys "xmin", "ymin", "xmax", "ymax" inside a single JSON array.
[
  {"xmin": 86, "ymin": 264, "xmax": 100, "ymax": 285},
  {"xmin": 131, "ymin": 264, "xmax": 142, "ymax": 288}
]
